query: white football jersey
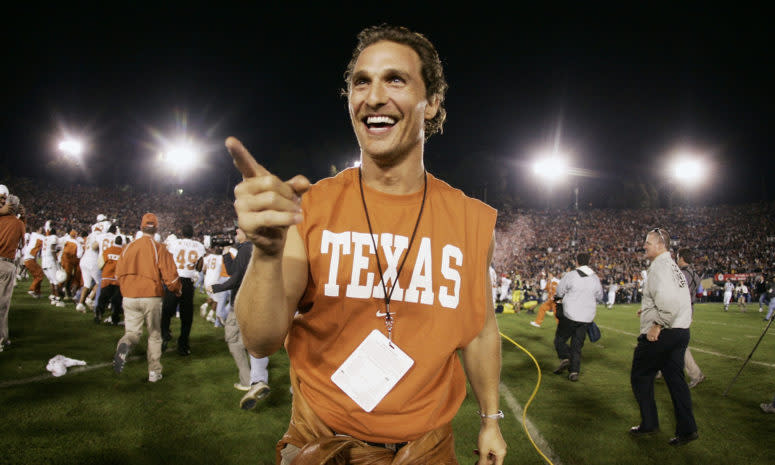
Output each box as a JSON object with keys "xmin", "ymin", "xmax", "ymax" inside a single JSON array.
[
  {"xmin": 80, "ymin": 232, "xmax": 101, "ymax": 268},
  {"xmin": 203, "ymin": 253, "xmax": 224, "ymax": 287},
  {"xmin": 95, "ymin": 232, "xmax": 117, "ymax": 256},
  {"xmin": 22, "ymin": 232, "xmax": 44, "ymax": 261},
  {"xmin": 169, "ymin": 238, "xmax": 206, "ymax": 280},
  {"xmin": 41, "ymin": 234, "xmax": 59, "ymax": 269}
]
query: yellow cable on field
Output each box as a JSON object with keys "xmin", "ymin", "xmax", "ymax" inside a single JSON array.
[{"xmin": 499, "ymin": 331, "xmax": 555, "ymax": 465}]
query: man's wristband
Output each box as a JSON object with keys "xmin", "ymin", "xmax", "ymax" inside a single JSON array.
[{"xmin": 478, "ymin": 410, "xmax": 504, "ymax": 420}]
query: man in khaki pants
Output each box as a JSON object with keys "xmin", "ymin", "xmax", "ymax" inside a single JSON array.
[
  {"xmin": 677, "ymin": 248, "xmax": 705, "ymax": 388},
  {"xmin": 113, "ymin": 213, "xmax": 181, "ymax": 382},
  {"xmin": 0, "ymin": 187, "xmax": 26, "ymax": 352}
]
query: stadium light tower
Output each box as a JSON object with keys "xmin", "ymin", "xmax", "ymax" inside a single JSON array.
[
  {"xmin": 532, "ymin": 150, "xmax": 581, "ymax": 210},
  {"xmin": 158, "ymin": 138, "xmax": 201, "ymax": 176},
  {"xmin": 670, "ymin": 154, "xmax": 706, "ymax": 187},
  {"xmin": 664, "ymin": 149, "xmax": 711, "ymax": 208},
  {"xmin": 58, "ymin": 138, "xmax": 84, "ymax": 163},
  {"xmin": 532, "ymin": 153, "xmax": 568, "ymax": 183}
]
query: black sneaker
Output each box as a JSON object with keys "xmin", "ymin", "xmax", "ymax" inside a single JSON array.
[
  {"xmin": 553, "ymin": 359, "xmax": 570, "ymax": 374},
  {"xmin": 629, "ymin": 425, "xmax": 659, "ymax": 436},
  {"xmin": 113, "ymin": 343, "xmax": 129, "ymax": 374},
  {"xmin": 177, "ymin": 346, "xmax": 191, "ymax": 356},
  {"xmin": 668, "ymin": 432, "xmax": 698, "ymax": 446}
]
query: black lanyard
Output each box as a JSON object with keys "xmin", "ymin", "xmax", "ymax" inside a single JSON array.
[{"xmin": 358, "ymin": 168, "xmax": 427, "ymax": 342}]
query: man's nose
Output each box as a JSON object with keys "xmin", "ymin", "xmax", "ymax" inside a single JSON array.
[{"xmin": 366, "ymin": 83, "xmax": 388, "ymax": 107}]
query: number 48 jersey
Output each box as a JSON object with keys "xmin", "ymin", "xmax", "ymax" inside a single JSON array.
[{"xmin": 168, "ymin": 238, "xmax": 206, "ymax": 280}]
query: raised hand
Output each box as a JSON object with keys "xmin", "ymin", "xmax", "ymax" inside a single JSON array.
[{"xmin": 226, "ymin": 137, "xmax": 310, "ymax": 257}]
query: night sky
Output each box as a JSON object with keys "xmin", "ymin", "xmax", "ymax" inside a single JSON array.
[{"xmin": 3, "ymin": 4, "xmax": 772, "ymax": 209}]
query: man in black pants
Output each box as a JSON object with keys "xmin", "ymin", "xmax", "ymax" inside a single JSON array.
[
  {"xmin": 629, "ymin": 228, "xmax": 698, "ymax": 446},
  {"xmin": 552, "ymin": 252, "xmax": 603, "ymax": 381},
  {"xmin": 95, "ymin": 235, "xmax": 124, "ymax": 325},
  {"xmin": 161, "ymin": 224, "xmax": 205, "ymax": 356}
]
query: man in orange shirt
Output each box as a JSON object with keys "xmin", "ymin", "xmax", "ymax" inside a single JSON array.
[
  {"xmin": 96, "ymin": 235, "xmax": 124, "ymax": 325},
  {"xmin": 0, "ymin": 187, "xmax": 26, "ymax": 351},
  {"xmin": 113, "ymin": 213, "xmax": 181, "ymax": 382},
  {"xmin": 228, "ymin": 25, "xmax": 506, "ymax": 464}
]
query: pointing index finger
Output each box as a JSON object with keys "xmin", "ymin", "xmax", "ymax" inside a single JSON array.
[{"xmin": 225, "ymin": 136, "xmax": 270, "ymax": 179}]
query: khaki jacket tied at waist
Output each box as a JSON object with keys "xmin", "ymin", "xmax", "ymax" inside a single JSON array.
[{"xmin": 276, "ymin": 367, "xmax": 458, "ymax": 465}]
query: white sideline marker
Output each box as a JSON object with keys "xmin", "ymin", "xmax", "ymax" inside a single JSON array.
[{"xmin": 501, "ymin": 382, "xmax": 564, "ymax": 465}]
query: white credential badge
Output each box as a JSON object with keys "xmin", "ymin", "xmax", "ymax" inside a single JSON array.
[{"xmin": 331, "ymin": 330, "xmax": 414, "ymax": 412}]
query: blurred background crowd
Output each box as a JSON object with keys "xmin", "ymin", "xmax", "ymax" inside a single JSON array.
[{"xmin": 7, "ymin": 177, "xmax": 775, "ymax": 305}]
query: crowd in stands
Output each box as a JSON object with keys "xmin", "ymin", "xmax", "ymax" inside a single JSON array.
[
  {"xmin": 493, "ymin": 202, "xmax": 775, "ymax": 298},
  {"xmin": 7, "ymin": 178, "xmax": 775, "ymax": 299},
  {"xmin": 9, "ymin": 178, "xmax": 236, "ymax": 239}
]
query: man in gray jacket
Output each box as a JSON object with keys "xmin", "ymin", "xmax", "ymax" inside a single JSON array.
[
  {"xmin": 552, "ymin": 252, "xmax": 603, "ymax": 382},
  {"xmin": 629, "ymin": 228, "xmax": 698, "ymax": 446}
]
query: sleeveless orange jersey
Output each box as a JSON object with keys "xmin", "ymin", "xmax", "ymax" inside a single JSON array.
[{"xmin": 290, "ymin": 168, "xmax": 496, "ymax": 443}]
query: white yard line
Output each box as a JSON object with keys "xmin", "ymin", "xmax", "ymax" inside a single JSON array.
[
  {"xmin": 501, "ymin": 382, "xmax": 563, "ymax": 465},
  {"xmin": 597, "ymin": 325, "xmax": 775, "ymax": 368},
  {"xmin": 0, "ymin": 357, "xmax": 140, "ymax": 389}
]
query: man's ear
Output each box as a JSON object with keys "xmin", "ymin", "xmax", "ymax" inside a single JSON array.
[{"xmin": 424, "ymin": 94, "xmax": 440, "ymax": 120}]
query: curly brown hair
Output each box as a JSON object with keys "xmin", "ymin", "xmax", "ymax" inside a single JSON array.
[{"xmin": 342, "ymin": 24, "xmax": 448, "ymax": 140}]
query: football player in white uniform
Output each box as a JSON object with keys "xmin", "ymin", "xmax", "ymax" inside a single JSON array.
[
  {"xmin": 92, "ymin": 214, "xmax": 112, "ymax": 235},
  {"xmin": 76, "ymin": 221, "xmax": 113, "ymax": 312},
  {"xmin": 202, "ymin": 247, "xmax": 232, "ymax": 327},
  {"xmin": 91, "ymin": 224, "xmax": 118, "ymax": 308},
  {"xmin": 723, "ymin": 280, "xmax": 735, "ymax": 311},
  {"xmin": 161, "ymin": 223, "xmax": 205, "ymax": 356},
  {"xmin": 607, "ymin": 281, "xmax": 619, "ymax": 309},
  {"xmin": 41, "ymin": 222, "xmax": 65, "ymax": 307}
]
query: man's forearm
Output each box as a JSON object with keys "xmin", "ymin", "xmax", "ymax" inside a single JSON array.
[
  {"xmin": 461, "ymin": 314, "xmax": 502, "ymax": 417},
  {"xmin": 211, "ymin": 275, "xmax": 237, "ymax": 294},
  {"xmin": 234, "ymin": 252, "xmax": 295, "ymax": 358}
]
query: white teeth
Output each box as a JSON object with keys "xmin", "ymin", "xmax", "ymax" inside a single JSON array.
[{"xmin": 366, "ymin": 115, "xmax": 396, "ymax": 125}]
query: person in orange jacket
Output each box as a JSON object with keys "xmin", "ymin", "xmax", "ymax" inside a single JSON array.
[{"xmin": 112, "ymin": 213, "xmax": 181, "ymax": 383}]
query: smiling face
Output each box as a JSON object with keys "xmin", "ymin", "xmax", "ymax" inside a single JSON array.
[{"xmin": 347, "ymin": 40, "xmax": 439, "ymax": 165}]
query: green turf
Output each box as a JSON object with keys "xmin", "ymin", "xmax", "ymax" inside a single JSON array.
[{"xmin": 2, "ymin": 280, "xmax": 774, "ymax": 464}]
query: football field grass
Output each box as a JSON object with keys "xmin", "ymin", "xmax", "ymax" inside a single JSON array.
[{"xmin": 1, "ymin": 279, "xmax": 774, "ymax": 464}]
